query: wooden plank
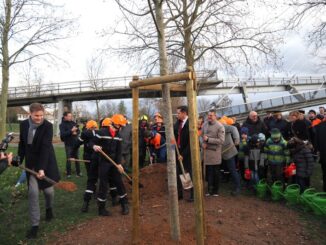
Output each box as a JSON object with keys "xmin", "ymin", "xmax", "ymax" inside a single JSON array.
[
  {"xmin": 129, "ymin": 72, "xmax": 195, "ymax": 88},
  {"xmin": 139, "ymin": 84, "xmax": 186, "ymax": 92}
]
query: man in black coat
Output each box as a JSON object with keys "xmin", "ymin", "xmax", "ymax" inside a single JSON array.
[
  {"xmin": 242, "ymin": 111, "xmax": 268, "ymax": 137},
  {"xmin": 174, "ymin": 105, "xmax": 193, "ymax": 201},
  {"xmin": 60, "ymin": 111, "xmax": 81, "ymax": 177},
  {"xmin": 18, "ymin": 103, "xmax": 60, "ymax": 239},
  {"xmin": 315, "ymin": 120, "xmax": 326, "ymax": 191}
]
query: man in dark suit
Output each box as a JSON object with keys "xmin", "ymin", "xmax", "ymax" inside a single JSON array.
[
  {"xmin": 174, "ymin": 105, "xmax": 193, "ymax": 201},
  {"xmin": 60, "ymin": 111, "xmax": 81, "ymax": 177},
  {"xmin": 18, "ymin": 103, "xmax": 60, "ymax": 239},
  {"xmin": 315, "ymin": 120, "xmax": 326, "ymax": 192}
]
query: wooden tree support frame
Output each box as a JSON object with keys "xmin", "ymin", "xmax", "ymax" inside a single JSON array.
[{"xmin": 130, "ymin": 70, "xmax": 205, "ymax": 245}]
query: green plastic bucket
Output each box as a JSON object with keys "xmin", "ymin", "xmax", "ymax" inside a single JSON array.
[
  {"xmin": 271, "ymin": 181, "xmax": 283, "ymax": 201},
  {"xmin": 300, "ymin": 188, "xmax": 316, "ymax": 211},
  {"xmin": 284, "ymin": 184, "xmax": 300, "ymax": 205},
  {"xmin": 310, "ymin": 192, "xmax": 326, "ymax": 216},
  {"xmin": 256, "ymin": 179, "xmax": 268, "ymax": 199}
]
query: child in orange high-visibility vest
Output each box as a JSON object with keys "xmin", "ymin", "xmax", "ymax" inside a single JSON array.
[{"xmin": 144, "ymin": 130, "xmax": 167, "ymax": 163}]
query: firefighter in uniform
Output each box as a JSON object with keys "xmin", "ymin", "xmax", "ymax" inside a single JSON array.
[
  {"xmin": 75, "ymin": 120, "xmax": 98, "ymax": 212},
  {"xmin": 91, "ymin": 114, "xmax": 129, "ymax": 216}
]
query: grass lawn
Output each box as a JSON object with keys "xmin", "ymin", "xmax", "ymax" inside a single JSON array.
[
  {"xmin": 6, "ymin": 123, "xmax": 20, "ymax": 133},
  {"xmin": 0, "ymin": 145, "xmax": 325, "ymax": 244},
  {"xmin": 0, "ymin": 146, "xmax": 98, "ymax": 245}
]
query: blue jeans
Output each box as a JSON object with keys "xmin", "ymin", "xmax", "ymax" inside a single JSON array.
[
  {"xmin": 226, "ymin": 157, "xmax": 241, "ymax": 191},
  {"xmin": 16, "ymin": 170, "xmax": 27, "ymax": 185}
]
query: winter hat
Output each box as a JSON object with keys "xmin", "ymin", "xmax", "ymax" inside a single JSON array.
[
  {"xmin": 240, "ymin": 127, "xmax": 249, "ymax": 135},
  {"xmin": 271, "ymin": 128, "xmax": 281, "ymax": 140},
  {"xmin": 308, "ymin": 109, "xmax": 316, "ymax": 115}
]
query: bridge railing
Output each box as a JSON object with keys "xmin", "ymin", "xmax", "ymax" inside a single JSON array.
[
  {"xmin": 213, "ymin": 87, "xmax": 326, "ymax": 116},
  {"xmin": 5, "ymin": 72, "xmax": 326, "ymax": 99},
  {"xmin": 7, "ymin": 76, "xmax": 133, "ymax": 99}
]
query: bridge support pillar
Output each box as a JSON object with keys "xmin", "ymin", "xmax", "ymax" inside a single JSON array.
[
  {"xmin": 55, "ymin": 100, "xmax": 72, "ymax": 136},
  {"xmin": 240, "ymin": 82, "xmax": 252, "ymax": 112},
  {"xmin": 285, "ymin": 81, "xmax": 306, "ymax": 102}
]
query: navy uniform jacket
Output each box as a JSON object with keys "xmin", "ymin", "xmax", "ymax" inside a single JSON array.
[{"xmin": 90, "ymin": 127, "xmax": 122, "ymax": 165}]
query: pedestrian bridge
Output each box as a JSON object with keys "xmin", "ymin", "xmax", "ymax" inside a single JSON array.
[
  {"xmin": 4, "ymin": 71, "xmax": 326, "ymax": 123},
  {"xmin": 213, "ymin": 87, "xmax": 326, "ymax": 121}
]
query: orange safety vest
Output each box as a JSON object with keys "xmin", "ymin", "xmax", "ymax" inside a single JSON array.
[{"xmin": 150, "ymin": 133, "xmax": 162, "ymax": 150}]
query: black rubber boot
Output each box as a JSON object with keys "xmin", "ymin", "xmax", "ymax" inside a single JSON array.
[
  {"xmin": 110, "ymin": 189, "xmax": 119, "ymax": 206},
  {"xmin": 26, "ymin": 226, "xmax": 38, "ymax": 239},
  {"xmin": 81, "ymin": 201, "xmax": 89, "ymax": 213},
  {"xmin": 81, "ymin": 192, "xmax": 92, "ymax": 213},
  {"xmin": 120, "ymin": 197, "xmax": 129, "ymax": 215},
  {"xmin": 45, "ymin": 208, "xmax": 54, "ymax": 221},
  {"xmin": 98, "ymin": 201, "xmax": 111, "ymax": 216}
]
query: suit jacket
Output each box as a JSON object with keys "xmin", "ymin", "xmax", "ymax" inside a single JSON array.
[
  {"xmin": 315, "ymin": 121, "xmax": 326, "ymax": 159},
  {"xmin": 18, "ymin": 119, "xmax": 60, "ymax": 189},
  {"xmin": 174, "ymin": 119, "xmax": 191, "ymax": 169}
]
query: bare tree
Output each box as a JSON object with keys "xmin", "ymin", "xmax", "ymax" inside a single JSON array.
[
  {"xmin": 86, "ymin": 54, "xmax": 106, "ymax": 121},
  {"xmin": 99, "ymin": 100, "xmax": 117, "ymax": 118},
  {"xmin": 19, "ymin": 60, "xmax": 45, "ymax": 96},
  {"xmin": 139, "ymin": 98, "xmax": 158, "ymax": 120},
  {"xmin": 197, "ymin": 97, "xmax": 212, "ymax": 113},
  {"xmin": 0, "ymin": 0, "xmax": 74, "ymax": 137},
  {"xmin": 73, "ymin": 102, "xmax": 92, "ymax": 122},
  {"xmin": 288, "ymin": 0, "xmax": 326, "ymax": 60},
  {"xmin": 110, "ymin": 1, "xmax": 283, "ymax": 74}
]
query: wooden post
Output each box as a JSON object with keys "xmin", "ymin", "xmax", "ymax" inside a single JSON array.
[
  {"xmin": 132, "ymin": 76, "xmax": 140, "ymax": 245},
  {"xmin": 186, "ymin": 69, "xmax": 205, "ymax": 245}
]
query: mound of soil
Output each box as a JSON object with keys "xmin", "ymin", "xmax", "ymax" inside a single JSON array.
[{"xmin": 50, "ymin": 164, "xmax": 322, "ymax": 245}]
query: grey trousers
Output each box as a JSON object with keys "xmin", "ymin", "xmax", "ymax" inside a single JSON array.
[{"xmin": 28, "ymin": 175, "xmax": 54, "ymax": 226}]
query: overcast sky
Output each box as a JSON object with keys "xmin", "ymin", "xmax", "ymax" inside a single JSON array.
[{"xmin": 8, "ymin": 0, "xmax": 325, "ymax": 87}]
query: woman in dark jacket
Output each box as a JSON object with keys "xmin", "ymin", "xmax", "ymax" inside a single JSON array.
[
  {"xmin": 18, "ymin": 103, "xmax": 60, "ymax": 239},
  {"xmin": 288, "ymin": 137, "xmax": 314, "ymax": 193}
]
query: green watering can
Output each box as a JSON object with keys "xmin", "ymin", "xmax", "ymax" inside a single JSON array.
[
  {"xmin": 256, "ymin": 179, "xmax": 268, "ymax": 199},
  {"xmin": 309, "ymin": 192, "xmax": 326, "ymax": 216},
  {"xmin": 270, "ymin": 181, "xmax": 283, "ymax": 201},
  {"xmin": 300, "ymin": 188, "xmax": 317, "ymax": 211},
  {"xmin": 283, "ymin": 184, "xmax": 300, "ymax": 205}
]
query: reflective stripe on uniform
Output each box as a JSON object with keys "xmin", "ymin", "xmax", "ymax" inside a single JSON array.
[
  {"xmin": 97, "ymin": 197, "xmax": 107, "ymax": 202},
  {"xmin": 119, "ymin": 193, "xmax": 127, "ymax": 199}
]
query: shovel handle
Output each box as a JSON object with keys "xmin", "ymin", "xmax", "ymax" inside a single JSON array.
[
  {"xmin": 68, "ymin": 158, "xmax": 90, "ymax": 163},
  {"xmin": 174, "ymin": 144, "xmax": 187, "ymax": 177},
  {"xmin": 98, "ymin": 149, "xmax": 132, "ymax": 181},
  {"xmin": 18, "ymin": 165, "xmax": 57, "ymax": 185}
]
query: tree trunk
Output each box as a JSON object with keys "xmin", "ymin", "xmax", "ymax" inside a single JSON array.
[
  {"xmin": 0, "ymin": 0, "xmax": 12, "ymax": 138},
  {"xmin": 154, "ymin": 0, "xmax": 181, "ymax": 241}
]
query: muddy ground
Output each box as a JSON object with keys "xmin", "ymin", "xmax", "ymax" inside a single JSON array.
[{"xmin": 50, "ymin": 164, "xmax": 325, "ymax": 245}]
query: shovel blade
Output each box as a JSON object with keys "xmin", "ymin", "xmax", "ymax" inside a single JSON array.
[{"xmin": 179, "ymin": 173, "xmax": 193, "ymax": 190}]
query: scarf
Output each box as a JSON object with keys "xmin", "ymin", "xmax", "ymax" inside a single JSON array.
[{"xmin": 28, "ymin": 117, "xmax": 44, "ymax": 145}]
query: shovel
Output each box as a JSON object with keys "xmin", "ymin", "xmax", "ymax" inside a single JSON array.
[
  {"xmin": 175, "ymin": 145, "xmax": 193, "ymax": 190},
  {"xmin": 18, "ymin": 165, "xmax": 77, "ymax": 192},
  {"xmin": 98, "ymin": 149, "xmax": 144, "ymax": 188},
  {"xmin": 68, "ymin": 158, "xmax": 90, "ymax": 163},
  {"xmin": 146, "ymin": 147, "xmax": 153, "ymax": 165}
]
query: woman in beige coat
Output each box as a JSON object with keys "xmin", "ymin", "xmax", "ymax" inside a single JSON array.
[{"xmin": 202, "ymin": 110, "xmax": 225, "ymax": 196}]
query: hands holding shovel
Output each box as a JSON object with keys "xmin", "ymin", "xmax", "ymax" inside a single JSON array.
[{"xmin": 93, "ymin": 145, "xmax": 143, "ymax": 187}]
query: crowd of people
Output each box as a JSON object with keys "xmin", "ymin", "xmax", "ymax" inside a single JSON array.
[{"xmin": 1, "ymin": 102, "xmax": 326, "ymax": 240}]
